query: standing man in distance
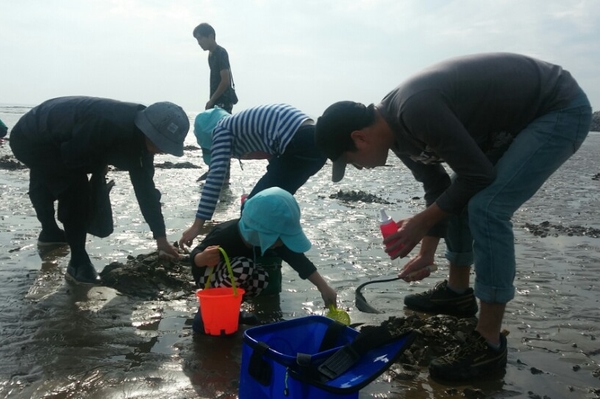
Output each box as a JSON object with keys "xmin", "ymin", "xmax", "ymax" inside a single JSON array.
[{"xmin": 193, "ymin": 22, "xmax": 238, "ymax": 114}]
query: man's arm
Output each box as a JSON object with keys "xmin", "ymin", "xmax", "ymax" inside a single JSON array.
[
  {"xmin": 129, "ymin": 165, "xmax": 179, "ymax": 259},
  {"xmin": 206, "ymin": 69, "xmax": 231, "ymax": 109}
]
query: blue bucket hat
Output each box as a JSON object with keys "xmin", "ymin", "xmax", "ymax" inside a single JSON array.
[
  {"xmin": 193, "ymin": 107, "xmax": 230, "ymax": 164},
  {"xmin": 135, "ymin": 101, "xmax": 190, "ymax": 157},
  {"xmin": 238, "ymin": 187, "xmax": 311, "ymax": 255}
]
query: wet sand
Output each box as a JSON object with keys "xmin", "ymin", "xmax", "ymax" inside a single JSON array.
[{"xmin": 0, "ymin": 125, "xmax": 599, "ymax": 399}]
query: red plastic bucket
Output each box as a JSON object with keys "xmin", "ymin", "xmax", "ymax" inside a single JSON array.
[
  {"xmin": 196, "ymin": 287, "xmax": 245, "ymax": 335},
  {"xmin": 196, "ymin": 247, "xmax": 245, "ymax": 335}
]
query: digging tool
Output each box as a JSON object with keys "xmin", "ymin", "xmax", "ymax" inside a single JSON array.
[{"xmin": 355, "ymin": 265, "xmax": 438, "ymax": 313}]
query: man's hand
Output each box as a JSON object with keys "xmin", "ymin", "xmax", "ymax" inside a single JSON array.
[
  {"xmin": 389, "ymin": 204, "xmax": 448, "ymax": 259},
  {"xmin": 398, "ymin": 236, "xmax": 440, "ymax": 281},
  {"xmin": 156, "ymin": 236, "xmax": 180, "ymax": 260}
]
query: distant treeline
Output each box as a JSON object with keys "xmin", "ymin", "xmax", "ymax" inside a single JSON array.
[{"xmin": 592, "ymin": 111, "xmax": 600, "ymax": 132}]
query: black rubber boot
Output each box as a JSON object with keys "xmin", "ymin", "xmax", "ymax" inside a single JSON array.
[{"xmin": 66, "ymin": 253, "xmax": 101, "ymax": 285}]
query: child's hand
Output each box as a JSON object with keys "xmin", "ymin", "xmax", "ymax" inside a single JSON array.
[
  {"xmin": 318, "ymin": 284, "xmax": 337, "ymax": 308},
  {"xmin": 196, "ymin": 245, "xmax": 221, "ymax": 267}
]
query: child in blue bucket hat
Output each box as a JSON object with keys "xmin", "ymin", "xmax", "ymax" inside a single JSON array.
[{"xmin": 189, "ymin": 187, "xmax": 337, "ymax": 334}]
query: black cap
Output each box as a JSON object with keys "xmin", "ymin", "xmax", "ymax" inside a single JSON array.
[{"xmin": 315, "ymin": 101, "xmax": 374, "ymax": 182}]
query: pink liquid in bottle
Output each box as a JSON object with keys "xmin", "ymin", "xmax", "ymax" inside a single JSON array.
[{"xmin": 379, "ymin": 209, "xmax": 403, "ymax": 258}]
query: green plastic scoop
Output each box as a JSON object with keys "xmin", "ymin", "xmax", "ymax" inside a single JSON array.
[{"xmin": 325, "ymin": 304, "xmax": 351, "ymax": 325}]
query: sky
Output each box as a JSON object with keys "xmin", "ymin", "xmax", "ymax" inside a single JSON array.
[{"xmin": 1, "ymin": 0, "xmax": 599, "ymax": 118}]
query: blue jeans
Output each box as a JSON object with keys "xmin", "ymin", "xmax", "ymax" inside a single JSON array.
[{"xmin": 445, "ymin": 90, "xmax": 592, "ymax": 303}]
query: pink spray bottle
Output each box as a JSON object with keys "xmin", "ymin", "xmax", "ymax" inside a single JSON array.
[{"xmin": 379, "ymin": 209, "xmax": 403, "ymax": 258}]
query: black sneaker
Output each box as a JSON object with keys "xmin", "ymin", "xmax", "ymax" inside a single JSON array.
[
  {"xmin": 429, "ymin": 330, "xmax": 507, "ymax": 380},
  {"xmin": 37, "ymin": 229, "xmax": 68, "ymax": 247},
  {"xmin": 66, "ymin": 260, "xmax": 101, "ymax": 285},
  {"xmin": 404, "ymin": 280, "xmax": 478, "ymax": 317}
]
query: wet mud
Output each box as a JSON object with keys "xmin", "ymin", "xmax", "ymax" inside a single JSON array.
[
  {"xmin": 99, "ymin": 252, "xmax": 195, "ymax": 300},
  {"xmin": 154, "ymin": 161, "xmax": 200, "ymax": 170},
  {"xmin": 328, "ymin": 189, "xmax": 394, "ymax": 204},
  {"xmin": 524, "ymin": 221, "xmax": 600, "ymax": 238},
  {"xmin": 101, "ymin": 246, "xmax": 600, "ymax": 399},
  {"xmin": 1, "ymin": 125, "xmax": 599, "ymax": 399},
  {"xmin": 0, "ymin": 154, "xmax": 26, "ymax": 170}
]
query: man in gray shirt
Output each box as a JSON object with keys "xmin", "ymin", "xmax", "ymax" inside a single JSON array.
[{"xmin": 315, "ymin": 53, "xmax": 592, "ymax": 381}]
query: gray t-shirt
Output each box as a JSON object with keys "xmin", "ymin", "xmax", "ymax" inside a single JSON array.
[{"xmin": 378, "ymin": 52, "xmax": 581, "ymax": 226}]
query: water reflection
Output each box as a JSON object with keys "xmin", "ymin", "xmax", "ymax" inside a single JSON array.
[{"xmin": 1, "ymin": 126, "xmax": 599, "ymax": 397}]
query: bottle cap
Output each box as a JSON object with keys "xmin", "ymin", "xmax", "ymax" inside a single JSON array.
[{"xmin": 379, "ymin": 209, "xmax": 391, "ymax": 224}]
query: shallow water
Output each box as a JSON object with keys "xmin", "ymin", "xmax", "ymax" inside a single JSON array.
[{"xmin": 1, "ymin": 105, "xmax": 599, "ymax": 398}]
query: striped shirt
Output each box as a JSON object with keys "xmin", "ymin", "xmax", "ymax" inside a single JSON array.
[{"xmin": 196, "ymin": 104, "xmax": 311, "ymax": 220}]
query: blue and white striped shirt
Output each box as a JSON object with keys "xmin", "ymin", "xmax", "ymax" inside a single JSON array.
[{"xmin": 196, "ymin": 104, "xmax": 310, "ymax": 220}]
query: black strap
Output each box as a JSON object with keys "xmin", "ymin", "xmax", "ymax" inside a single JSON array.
[
  {"xmin": 318, "ymin": 326, "xmax": 394, "ymax": 380},
  {"xmin": 248, "ymin": 341, "xmax": 272, "ymax": 386},
  {"xmin": 318, "ymin": 321, "xmax": 346, "ymax": 352}
]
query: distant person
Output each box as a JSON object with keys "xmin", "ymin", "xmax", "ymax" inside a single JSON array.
[
  {"xmin": 315, "ymin": 53, "xmax": 592, "ymax": 381},
  {"xmin": 179, "ymin": 104, "xmax": 326, "ymax": 247},
  {"xmin": 193, "ymin": 22, "xmax": 238, "ymax": 114},
  {"xmin": 0, "ymin": 118, "xmax": 8, "ymax": 139},
  {"xmin": 190, "ymin": 187, "xmax": 337, "ymax": 333},
  {"xmin": 10, "ymin": 96, "xmax": 190, "ymax": 284}
]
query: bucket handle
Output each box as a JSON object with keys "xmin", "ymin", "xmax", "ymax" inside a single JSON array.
[{"xmin": 203, "ymin": 247, "xmax": 239, "ymax": 296}]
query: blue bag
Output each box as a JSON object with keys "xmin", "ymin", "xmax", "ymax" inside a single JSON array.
[{"xmin": 239, "ymin": 315, "xmax": 415, "ymax": 399}]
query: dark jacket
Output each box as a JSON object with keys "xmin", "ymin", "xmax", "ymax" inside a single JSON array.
[
  {"xmin": 10, "ymin": 96, "xmax": 167, "ymax": 238},
  {"xmin": 379, "ymin": 53, "xmax": 581, "ymax": 236},
  {"xmin": 190, "ymin": 219, "xmax": 317, "ymax": 284}
]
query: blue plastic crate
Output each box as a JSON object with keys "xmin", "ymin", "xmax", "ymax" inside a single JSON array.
[
  {"xmin": 240, "ymin": 315, "xmax": 358, "ymax": 399},
  {"xmin": 240, "ymin": 315, "xmax": 415, "ymax": 399}
]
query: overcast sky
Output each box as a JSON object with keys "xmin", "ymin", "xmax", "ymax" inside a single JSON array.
[{"xmin": 1, "ymin": 0, "xmax": 598, "ymax": 117}]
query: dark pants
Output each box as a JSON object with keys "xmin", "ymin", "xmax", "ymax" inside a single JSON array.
[
  {"xmin": 247, "ymin": 124, "xmax": 327, "ymax": 199},
  {"xmin": 10, "ymin": 129, "xmax": 91, "ymax": 263}
]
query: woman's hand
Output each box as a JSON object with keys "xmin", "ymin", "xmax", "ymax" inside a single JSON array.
[{"xmin": 179, "ymin": 218, "xmax": 206, "ymax": 248}]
